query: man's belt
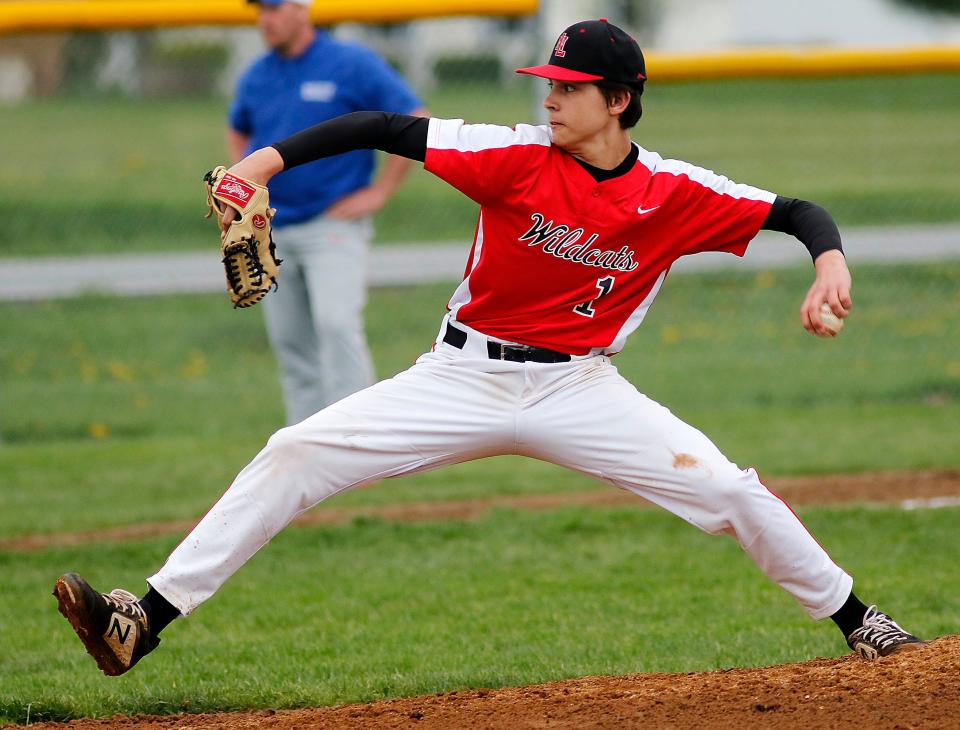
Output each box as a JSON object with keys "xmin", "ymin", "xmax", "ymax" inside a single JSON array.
[{"xmin": 443, "ymin": 322, "xmax": 572, "ymax": 364}]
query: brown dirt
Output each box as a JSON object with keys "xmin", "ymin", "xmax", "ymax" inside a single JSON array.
[
  {"xmin": 15, "ymin": 638, "xmax": 960, "ymax": 729},
  {"xmin": 8, "ymin": 469, "xmax": 960, "ymax": 729},
  {"xmin": 3, "ymin": 469, "xmax": 959, "ymax": 553}
]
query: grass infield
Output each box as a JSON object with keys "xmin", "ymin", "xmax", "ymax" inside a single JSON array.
[
  {"xmin": 0, "ymin": 261, "xmax": 957, "ymax": 722},
  {"xmin": 1, "ymin": 262, "xmax": 958, "ymax": 538},
  {"xmin": 1, "ymin": 505, "xmax": 958, "ymax": 724}
]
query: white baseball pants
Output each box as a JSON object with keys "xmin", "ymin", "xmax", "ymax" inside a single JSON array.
[{"xmin": 150, "ymin": 316, "xmax": 852, "ymax": 619}]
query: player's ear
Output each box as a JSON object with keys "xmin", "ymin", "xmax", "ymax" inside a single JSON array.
[{"xmin": 605, "ymin": 88, "xmax": 631, "ymax": 117}]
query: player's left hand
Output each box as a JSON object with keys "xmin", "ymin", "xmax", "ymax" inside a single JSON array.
[
  {"xmin": 801, "ymin": 250, "xmax": 852, "ymax": 337},
  {"xmin": 219, "ymin": 147, "xmax": 286, "ymax": 231},
  {"xmin": 203, "ymin": 165, "xmax": 282, "ymax": 308},
  {"xmin": 326, "ymin": 185, "xmax": 390, "ymax": 220}
]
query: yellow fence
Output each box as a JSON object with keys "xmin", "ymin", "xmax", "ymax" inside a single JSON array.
[
  {"xmin": 2, "ymin": 1, "xmax": 960, "ymax": 80},
  {"xmin": 647, "ymin": 45, "xmax": 960, "ymax": 81},
  {"xmin": 0, "ymin": 0, "xmax": 538, "ymax": 32}
]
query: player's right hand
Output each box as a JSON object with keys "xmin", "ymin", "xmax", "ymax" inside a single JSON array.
[{"xmin": 801, "ymin": 250, "xmax": 852, "ymax": 337}]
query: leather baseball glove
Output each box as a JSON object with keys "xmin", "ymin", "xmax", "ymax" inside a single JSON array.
[{"xmin": 203, "ymin": 166, "xmax": 282, "ymax": 308}]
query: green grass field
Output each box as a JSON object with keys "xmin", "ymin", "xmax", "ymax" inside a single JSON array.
[
  {"xmin": 1, "ymin": 74, "xmax": 958, "ymax": 257},
  {"xmin": 2, "ymin": 262, "xmax": 958, "ymax": 539},
  {"xmin": 1, "ymin": 82, "xmax": 958, "ymax": 721},
  {"xmin": 2, "ymin": 506, "xmax": 959, "ymax": 724},
  {"xmin": 1, "ymin": 262, "xmax": 958, "ymax": 723}
]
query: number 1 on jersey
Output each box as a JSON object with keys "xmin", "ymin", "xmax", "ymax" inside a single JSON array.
[{"xmin": 573, "ymin": 276, "xmax": 615, "ymax": 318}]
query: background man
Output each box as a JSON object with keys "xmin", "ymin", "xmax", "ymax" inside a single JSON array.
[{"xmin": 230, "ymin": 0, "xmax": 427, "ymax": 424}]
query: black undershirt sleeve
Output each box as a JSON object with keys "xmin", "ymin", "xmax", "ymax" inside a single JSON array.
[
  {"xmin": 762, "ymin": 195, "xmax": 843, "ymax": 262},
  {"xmin": 272, "ymin": 111, "xmax": 429, "ymax": 168}
]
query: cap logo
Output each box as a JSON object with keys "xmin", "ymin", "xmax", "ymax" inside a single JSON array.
[{"xmin": 553, "ymin": 32, "xmax": 569, "ymax": 58}]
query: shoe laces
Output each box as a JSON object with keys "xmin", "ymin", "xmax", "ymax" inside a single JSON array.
[
  {"xmin": 853, "ymin": 605, "xmax": 912, "ymax": 649},
  {"xmin": 103, "ymin": 588, "xmax": 146, "ymax": 621}
]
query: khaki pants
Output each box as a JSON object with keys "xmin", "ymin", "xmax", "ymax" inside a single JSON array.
[{"xmin": 264, "ymin": 215, "xmax": 375, "ymax": 425}]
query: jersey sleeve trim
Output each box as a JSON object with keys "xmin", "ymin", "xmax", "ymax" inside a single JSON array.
[
  {"xmin": 635, "ymin": 145, "xmax": 776, "ymax": 203},
  {"xmin": 426, "ymin": 118, "xmax": 553, "ymax": 152}
]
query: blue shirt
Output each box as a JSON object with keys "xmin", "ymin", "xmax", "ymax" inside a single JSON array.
[{"xmin": 229, "ymin": 30, "xmax": 422, "ymax": 227}]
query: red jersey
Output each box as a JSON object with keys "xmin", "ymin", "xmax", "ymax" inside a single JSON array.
[{"xmin": 424, "ymin": 118, "xmax": 775, "ymax": 355}]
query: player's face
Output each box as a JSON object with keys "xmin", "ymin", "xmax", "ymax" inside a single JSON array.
[
  {"xmin": 257, "ymin": 3, "xmax": 311, "ymax": 54},
  {"xmin": 543, "ymin": 80, "xmax": 616, "ymax": 150}
]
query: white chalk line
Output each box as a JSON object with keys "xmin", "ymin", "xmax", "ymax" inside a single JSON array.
[{"xmin": 900, "ymin": 496, "xmax": 960, "ymax": 510}]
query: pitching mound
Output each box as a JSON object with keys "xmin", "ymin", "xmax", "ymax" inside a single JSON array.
[{"xmin": 19, "ymin": 636, "xmax": 960, "ymax": 729}]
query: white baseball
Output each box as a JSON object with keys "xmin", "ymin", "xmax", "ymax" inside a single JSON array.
[{"xmin": 819, "ymin": 302, "xmax": 844, "ymax": 336}]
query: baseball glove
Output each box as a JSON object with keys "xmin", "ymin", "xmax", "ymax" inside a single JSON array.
[{"xmin": 203, "ymin": 166, "xmax": 282, "ymax": 308}]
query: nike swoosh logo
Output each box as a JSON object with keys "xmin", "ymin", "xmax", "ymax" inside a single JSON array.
[{"xmin": 637, "ymin": 205, "xmax": 660, "ymax": 215}]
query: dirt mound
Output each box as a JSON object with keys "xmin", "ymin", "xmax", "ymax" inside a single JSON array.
[{"xmin": 18, "ymin": 636, "xmax": 960, "ymax": 729}]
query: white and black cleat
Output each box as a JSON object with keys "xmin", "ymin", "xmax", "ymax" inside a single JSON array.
[
  {"xmin": 53, "ymin": 572, "xmax": 159, "ymax": 676},
  {"xmin": 847, "ymin": 605, "xmax": 924, "ymax": 659}
]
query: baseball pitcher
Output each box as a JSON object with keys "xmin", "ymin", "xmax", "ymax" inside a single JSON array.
[{"xmin": 54, "ymin": 19, "xmax": 923, "ymax": 677}]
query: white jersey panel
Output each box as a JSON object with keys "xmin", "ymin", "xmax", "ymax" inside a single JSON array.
[
  {"xmin": 635, "ymin": 145, "xmax": 776, "ymax": 204},
  {"xmin": 427, "ymin": 118, "xmax": 553, "ymax": 152},
  {"xmin": 605, "ymin": 268, "xmax": 669, "ymax": 354},
  {"xmin": 447, "ymin": 211, "xmax": 486, "ymax": 319}
]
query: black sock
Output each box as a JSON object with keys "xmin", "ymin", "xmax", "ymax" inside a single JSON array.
[
  {"xmin": 139, "ymin": 585, "xmax": 182, "ymax": 637},
  {"xmin": 830, "ymin": 591, "xmax": 870, "ymax": 638}
]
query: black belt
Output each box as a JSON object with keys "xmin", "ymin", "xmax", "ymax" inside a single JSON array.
[{"xmin": 443, "ymin": 322, "xmax": 572, "ymax": 363}]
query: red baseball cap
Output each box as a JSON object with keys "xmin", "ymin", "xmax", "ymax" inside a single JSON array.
[{"xmin": 516, "ymin": 18, "xmax": 646, "ymax": 88}]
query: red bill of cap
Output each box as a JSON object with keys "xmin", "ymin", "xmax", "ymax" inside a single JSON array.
[{"xmin": 515, "ymin": 64, "xmax": 604, "ymax": 82}]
